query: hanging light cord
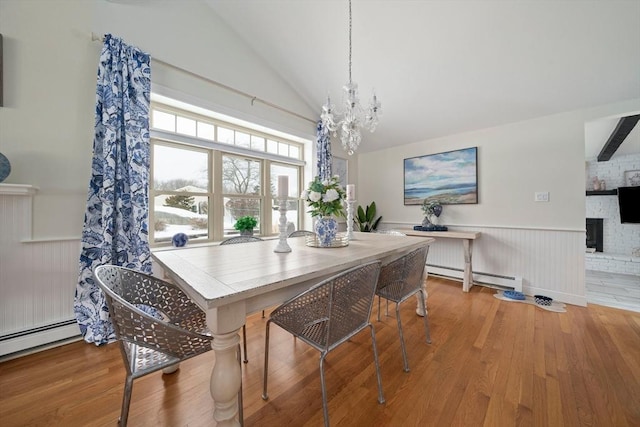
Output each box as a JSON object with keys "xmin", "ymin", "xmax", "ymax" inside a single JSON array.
[
  {"xmin": 321, "ymin": 0, "xmax": 382, "ymax": 155},
  {"xmin": 348, "ymin": 0, "xmax": 353, "ymax": 85}
]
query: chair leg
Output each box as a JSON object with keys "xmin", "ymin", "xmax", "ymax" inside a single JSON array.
[
  {"xmin": 119, "ymin": 374, "xmax": 134, "ymax": 427},
  {"xmin": 319, "ymin": 353, "xmax": 330, "ymax": 427},
  {"xmin": 368, "ymin": 324, "xmax": 386, "ymax": 404},
  {"xmin": 376, "ymin": 296, "xmax": 390, "ymax": 322},
  {"xmin": 242, "ymin": 325, "xmax": 248, "ymax": 363},
  {"xmin": 262, "ymin": 309, "xmax": 265, "ymax": 318},
  {"xmin": 418, "ymin": 289, "xmax": 432, "ymax": 344},
  {"xmin": 395, "ymin": 303, "xmax": 410, "ymax": 372},
  {"xmin": 262, "ymin": 320, "xmax": 271, "ymax": 400}
]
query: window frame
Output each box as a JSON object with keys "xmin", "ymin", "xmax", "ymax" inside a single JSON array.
[{"xmin": 149, "ymin": 103, "xmax": 305, "ymax": 247}]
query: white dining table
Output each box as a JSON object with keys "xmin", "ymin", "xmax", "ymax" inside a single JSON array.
[{"xmin": 152, "ymin": 232, "xmax": 434, "ymax": 426}]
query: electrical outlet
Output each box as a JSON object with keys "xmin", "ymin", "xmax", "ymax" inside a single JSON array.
[{"xmin": 535, "ymin": 192, "xmax": 549, "ymax": 202}]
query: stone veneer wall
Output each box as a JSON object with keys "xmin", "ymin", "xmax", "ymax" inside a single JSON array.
[{"xmin": 585, "ymin": 153, "xmax": 640, "ymax": 275}]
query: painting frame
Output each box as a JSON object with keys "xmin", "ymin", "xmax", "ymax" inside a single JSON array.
[
  {"xmin": 404, "ymin": 147, "xmax": 478, "ymax": 205},
  {"xmin": 332, "ymin": 156, "xmax": 348, "ymax": 189},
  {"xmin": 624, "ymin": 170, "xmax": 640, "ymax": 187}
]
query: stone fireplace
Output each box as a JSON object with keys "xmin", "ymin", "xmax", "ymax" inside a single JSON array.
[{"xmin": 586, "ymin": 218, "xmax": 603, "ymax": 252}]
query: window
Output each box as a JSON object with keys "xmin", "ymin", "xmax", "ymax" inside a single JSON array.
[
  {"xmin": 222, "ymin": 155, "xmax": 262, "ymax": 234},
  {"xmin": 153, "ymin": 110, "xmax": 176, "ymax": 132},
  {"xmin": 152, "ymin": 143, "xmax": 210, "ymax": 244},
  {"xmin": 270, "ymin": 164, "xmax": 300, "ymax": 235},
  {"xmin": 149, "ymin": 102, "xmax": 306, "ymax": 246}
]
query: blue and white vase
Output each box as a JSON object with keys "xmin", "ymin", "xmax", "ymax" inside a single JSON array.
[{"xmin": 314, "ymin": 216, "xmax": 338, "ymax": 247}]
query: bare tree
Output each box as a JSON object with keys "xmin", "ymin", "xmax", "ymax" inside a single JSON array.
[{"xmin": 223, "ymin": 156, "xmax": 261, "ymax": 220}]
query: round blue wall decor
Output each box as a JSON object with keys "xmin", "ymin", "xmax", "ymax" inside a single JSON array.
[{"xmin": 0, "ymin": 153, "xmax": 11, "ymax": 183}]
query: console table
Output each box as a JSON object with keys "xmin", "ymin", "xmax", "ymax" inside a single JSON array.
[{"xmin": 400, "ymin": 229, "xmax": 481, "ymax": 292}]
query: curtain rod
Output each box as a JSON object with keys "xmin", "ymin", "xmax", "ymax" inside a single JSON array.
[{"xmin": 91, "ymin": 32, "xmax": 317, "ymax": 125}]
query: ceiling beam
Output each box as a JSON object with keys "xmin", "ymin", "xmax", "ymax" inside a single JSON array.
[{"xmin": 597, "ymin": 114, "xmax": 640, "ymax": 162}]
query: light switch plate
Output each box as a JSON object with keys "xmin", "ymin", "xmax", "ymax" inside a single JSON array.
[{"xmin": 535, "ymin": 192, "xmax": 549, "ymax": 202}]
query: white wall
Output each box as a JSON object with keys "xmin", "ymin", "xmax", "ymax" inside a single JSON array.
[
  {"xmin": 586, "ymin": 153, "xmax": 640, "ymax": 256},
  {"xmin": 0, "ymin": 0, "xmax": 318, "ymax": 355},
  {"xmin": 91, "ymin": 0, "xmax": 317, "ymax": 138},
  {"xmin": 0, "ymin": 0, "xmax": 318, "ymax": 240},
  {"xmin": 358, "ymin": 99, "xmax": 640, "ymax": 303},
  {"xmin": 0, "ymin": 0, "xmax": 95, "ymax": 239},
  {"xmin": 584, "ymin": 153, "xmax": 640, "ymax": 276}
]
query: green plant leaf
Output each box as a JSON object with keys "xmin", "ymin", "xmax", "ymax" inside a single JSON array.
[
  {"xmin": 355, "ymin": 202, "xmax": 382, "ymax": 232},
  {"xmin": 233, "ymin": 215, "xmax": 257, "ymax": 230}
]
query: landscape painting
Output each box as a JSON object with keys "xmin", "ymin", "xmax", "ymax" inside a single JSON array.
[{"xmin": 404, "ymin": 147, "xmax": 478, "ymax": 205}]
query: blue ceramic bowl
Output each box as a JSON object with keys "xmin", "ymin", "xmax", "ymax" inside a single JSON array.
[{"xmin": 504, "ymin": 290, "xmax": 526, "ymax": 300}]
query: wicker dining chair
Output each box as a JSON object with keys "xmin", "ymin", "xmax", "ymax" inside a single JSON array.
[
  {"xmin": 220, "ymin": 235, "xmax": 264, "ymax": 245},
  {"xmin": 373, "ymin": 230, "xmax": 406, "ymax": 316},
  {"xmin": 220, "ymin": 235, "xmax": 265, "ymax": 362},
  {"xmin": 375, "ymin": 245, "xmax": 431, "ymax": 372},
  {"xmin": 287, "ymin": 229, "xmax": 315, "ymax": 238},
  {"xmin": 262, "ymin": 261, "xmax": 385, "ymax": 427},
  {"xmin": 93, "ymin": 265, "xmax": 243, "ymax": 427}
]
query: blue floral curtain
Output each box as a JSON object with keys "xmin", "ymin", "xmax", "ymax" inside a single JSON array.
[
  {"xmin": 74, "ymin": 34, "xmax": 152, "ymax": 345},
  {"xmin": 316, "ymin": 120, "xmax": 332, "ymax": 181}
]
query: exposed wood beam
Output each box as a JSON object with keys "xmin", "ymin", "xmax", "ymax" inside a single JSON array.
[{"xmin": 597, "ymin": 114, "xmax": 640, "ymax": 162}]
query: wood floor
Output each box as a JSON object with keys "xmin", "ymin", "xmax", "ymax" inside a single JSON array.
[{"xmin": 1, "ymin": 277, "xmax": 639, "ymax": 426}]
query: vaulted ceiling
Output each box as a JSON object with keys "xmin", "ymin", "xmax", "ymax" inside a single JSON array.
[{"xmin": 205, "ymin": 0, "xmax": 640, "ymax": 155}]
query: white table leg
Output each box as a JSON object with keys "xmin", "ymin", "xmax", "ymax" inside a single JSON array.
[
  {"xmin": 416, "ymin": 266, "xmax": 428, "ymax": 317},
  {"xmin": 462, "ymin": 239, "xmax": 473, "ymax": 292},
  {"xmin": 210, "ymin": 331, "xmax": 241, "ymax": 426},
  {"xmin": 207, "ymin": 305, "xmax": 244, "ymax": 427}
]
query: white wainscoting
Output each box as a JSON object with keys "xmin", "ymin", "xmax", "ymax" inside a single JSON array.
[
  {"xmin": 385, "ymin": 222, "xmax": 587, "ymax": 306},
  {"xmin": 0, "ymin": 184, "xmax": 81, "ymax": 357}
]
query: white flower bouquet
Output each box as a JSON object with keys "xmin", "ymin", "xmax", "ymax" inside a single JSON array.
[{"xmin": 301, "ymin": 175, "xmax": 346, "ymax": 218}]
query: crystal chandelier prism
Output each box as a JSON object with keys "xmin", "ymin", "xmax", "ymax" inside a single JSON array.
[{"xmin": 320, "ymin": 0, "xmax": 381, "ymax": 156}]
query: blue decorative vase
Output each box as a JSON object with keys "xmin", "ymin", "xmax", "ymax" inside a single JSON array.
[
  {"xmin": 0, "ymin": 152, "xmax": 10, "ymax": 183},
  {"xmin": 314, "ymin": 217, "xmax": 338, "ymax": 247},
  {"xmin": 171, "ymin": 232, "xmax": 189, "ymax": 247}
]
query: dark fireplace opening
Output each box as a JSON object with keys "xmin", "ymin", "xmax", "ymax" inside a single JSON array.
[{"xmin": 586, "ymin": 218, "xmax": 603, "ymax": 252}]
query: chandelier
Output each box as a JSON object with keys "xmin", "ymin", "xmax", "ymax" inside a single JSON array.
[{"xmin": 320, "ymin": 0, "xmax": 381, "ymax": 156}]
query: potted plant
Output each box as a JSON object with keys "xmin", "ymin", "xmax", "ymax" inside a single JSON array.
[
  {"xmin": 355, "ymin": 202, "xmax": 382, "ymax": 232},
  {"xmin": 233, "ymin": 215, "xmax": 258, "ymax": 236}
]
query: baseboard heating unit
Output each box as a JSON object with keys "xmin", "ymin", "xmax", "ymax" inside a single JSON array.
[
  {"xmin": 427, "ymin": 264, "xmax": 523, "ymax": 292},
  {"xmin": 0, "ymin": 319, "xmax": 80, "ymax": 359}
]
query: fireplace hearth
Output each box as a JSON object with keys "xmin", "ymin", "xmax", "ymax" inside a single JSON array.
[{"xmin": 586, "ymin": 218, "xmax": 603, "ymax": 252}]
